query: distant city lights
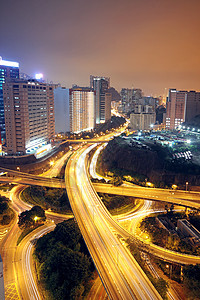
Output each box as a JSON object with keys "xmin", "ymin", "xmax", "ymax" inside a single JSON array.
[{"xmin": 35, "ymin": 73, "xmax": 44, "ymax": 80}]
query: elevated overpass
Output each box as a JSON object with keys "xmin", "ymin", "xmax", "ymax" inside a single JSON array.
[{"xmin": 0, "ymin": 168, "xmax": 200, "ymax": 209}]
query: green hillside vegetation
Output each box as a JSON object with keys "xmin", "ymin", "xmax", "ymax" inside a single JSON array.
[
  {"xmin": 101, "ymin": 136, "xmax": 200, "ymax": 187},
  {"xmin": 0, "ymin": 195, "xmax": 15, "ymax": 225},
  {"xmin": 183, "ymin": 264, "xmax": 200, "ymax": 299},
  {"xmin": 34, "ymin": 219, "xmax": 95, "ymax": 300},
  {"xmin": 17, "ymin": 205, "xmax": 46, "ymax": 245}
]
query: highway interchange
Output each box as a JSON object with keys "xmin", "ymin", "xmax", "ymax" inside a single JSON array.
[
  {"xmin": 65, "ymin": 143, "xmax": 162, "ymax": 299},
  {"xmin": 0, "ymin": 125, "xmax": 200, "ymax": 299}
]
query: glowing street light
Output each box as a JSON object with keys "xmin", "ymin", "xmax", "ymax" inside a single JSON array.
[
  {"xmin": 166, "ymin": 264, "xmax": 172, "ymax": 279},
  {"xmin": 172, "ymin": 184, "xmax": 177, "ymax": 190},
  {"xmin": 35, "ymin": 73, "xmax": 43, "ymax": 80},
  {"xmin": 146, "ymin": 182, "xmax": 154, "ymax": 188}
]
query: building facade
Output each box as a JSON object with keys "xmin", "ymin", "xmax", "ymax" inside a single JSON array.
[
  {"xmin": 130, "ymin": 112, "xmax": 156, "ymax": 131},
  {"xmin": 69, "ymin": 86, "xmax": 95, "ymax": 133},
  {"xmin": 185, "ymin": 91, "xmax": 200, "ymax": 123},
  {"xmin": 3, "ymin": 79, "xmax": 55, "ymax": 155},
  {"xmin": 54, "ymin": 87, "xmax": 70, "ymax": 133},
  {"xmin": 166, "ymin": 89, "xmax": 187, "ymax": 129},
  {"xmin": 120, "ymin": 88, "xmax": 133, "ymax": 113},
  {"xmin": 177, "ymin": 219, "xmax": 200, "ymax": 246},
  {"xmin": 0, "ymin": 56, "xmax": 19, "ymax": 140},
  {"xmin": 90, "ymin": 75, "xmax": 111, "ymax": 125},
  {"xmin": 166, "ymin": 89, "xmax": 200, "ymax": 129},
  {"xmin": 120, "ymin": 88, "xmax": 143, "ymax": 113}
]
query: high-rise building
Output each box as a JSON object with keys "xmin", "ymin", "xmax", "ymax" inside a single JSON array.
[
  {"xmin": 120, "ymin": 88, "xmax": 143, "ymax": 113},
  {"xmin": 0, "ymin": 56, "xmax": 19, "ymax": 139},
  {"xmin": 120, "ymin": 88, "xmax": 133, "ymax": 113},
  {"xmin": 185, "ymin": 91, "xmax": 200, "ymax": 123},
  {"xmin": 46, "ymin": 83, "xmax": 55, "ymax": 140},
  {"xmin": 54, "ymin": 87, "xmax": 70, "ymax": 133},
  {"xmin": 3, "ymin": 79, "xmax": 55, "ymax": 155},
  {"xmin": 166, "ymin": 89, "xmax": 187, "ymax": 129},
  {"xmin": 166, "ymin": 89, "xmax": 200, "ymax": 129},
  {"xmin": 90, "ymin": 75, "xmax": 111, "ymax": 125},
  {"xmin": 69, "ymin": 86, "xmax": 95, "ymax": 133},
  {"xmin": 130, "ymin": 112, "xmax": 156, "ymax": 131}
]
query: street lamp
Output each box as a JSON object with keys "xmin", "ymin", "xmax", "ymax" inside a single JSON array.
[
  {"xmin": 172, "ymin": 184, "xmax": 177, "ymax": 190},
  {"xmin": 16, "ymin": 166, "xmax": 20, "ymax": 172},
  {"xmin": 166, "ymin": 264, "xmax": 172, "ymax": 279},
  {"xmin": 186, "ymin": 182, "xmax": 188, "ymax": 192},
  {"xmin": 34, "ymin": 216, "xmax": 38, "ymax": 222}
]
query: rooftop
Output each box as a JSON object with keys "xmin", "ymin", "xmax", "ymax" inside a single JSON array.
[{"xmin": 0, "ymin": 56, "xmax": 19, "ymax": 68}]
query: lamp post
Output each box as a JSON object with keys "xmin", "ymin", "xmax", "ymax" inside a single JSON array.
[
  {"xmin": 186, "ymin": 182, "xmax": 188, "ymax": 192},
  {"xmin": 166, "ymin": 264, "xmax": 172, "ymax": 279},
  {"xmin": 34, "ymin": 216, "xmax": 38, "ymax": 222},
  {"xmin": 49, "ymin": 161, "xmax": 54, "ymax": 167}
]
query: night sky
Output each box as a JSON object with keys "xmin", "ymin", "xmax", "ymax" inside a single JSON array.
[{"xmin": 1, "ymin": 0, "xmax": 200, "ymax": 96}]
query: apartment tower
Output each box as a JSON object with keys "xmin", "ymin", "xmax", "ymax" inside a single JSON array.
[
  {"xmin": 3, "ymin": 79, "xmax": 55, "ymax": 155},
  {"xmin": 69, "ymin": 86, "xmax": 95, "ymax": 133},
  {"xmin": 90, "ymin": 75, "xmax": 111, "ymax": 125},
  {"xmin": 0, "ymin": 56, "xmax": 19, "ymax": 139}
]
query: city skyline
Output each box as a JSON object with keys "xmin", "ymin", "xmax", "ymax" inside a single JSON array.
[
  {"xmin": 1, "ymin": 0, "xmax": 200, "ymax": 96},
  {"xmin": 0, "ymin": 1, "xmax": 200, "ymax": 299}
]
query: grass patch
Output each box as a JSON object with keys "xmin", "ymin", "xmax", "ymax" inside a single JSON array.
[
  {"xmin": 0, "ymin": 183, "xmax": 15, "ymax": 191},
  {"xmin": 21, "ymin": 186, "xmax": 72, "ymax": 214},
  {"xmin": 98, "ymin": 193, "xmax": 136, "ymax": 214},
  {"xmin": 17, "ymin": 224, "xmax": 43, "ymax": 246},
  {"xmin": 111, "ymin": 203, "xmax": 136, "ymax": 215}
]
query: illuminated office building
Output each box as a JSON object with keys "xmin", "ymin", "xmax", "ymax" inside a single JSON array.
[
  {"xmin": 69, "ymin": 86, "xmax": 95, "ymax": 133},
  {"xmin": 90, "ymin": 75, "xmax": 111, "ymax": 125},
  {"xmin": 3, "ymin": 79, "xmax": 55, "ymax": 155},
  {"xmin": 0, "ymin": 56, "xmax": 19, "ymax": 139}
]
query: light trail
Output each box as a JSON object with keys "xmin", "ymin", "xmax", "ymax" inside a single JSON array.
[
  {"xmin": 66, "ymin": 144, "xmax": 162, "ymax": 299},
  {"xmin": 21, "ymin": 225, "xmax": 55, "ymax": 300},
  {"xmin": 89, "ymin": 143, "xmax": 108, "ymax": 180}
]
